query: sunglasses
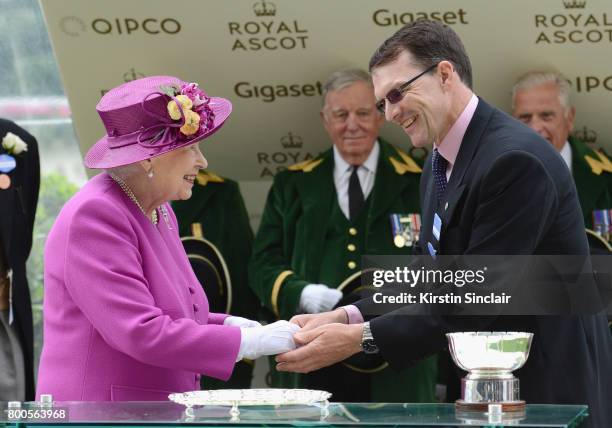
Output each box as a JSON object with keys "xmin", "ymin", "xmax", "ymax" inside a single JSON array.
[{"xmin": 375, "ymin": 62, "xmax": 440, "ymax": 114}]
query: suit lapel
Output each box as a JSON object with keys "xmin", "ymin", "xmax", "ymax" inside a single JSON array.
[
  {"xmin": 0, "ymin": 186, "xmax": 14, "ymax": 261},
  {"xmin": 424, "ymin": 99, "xmax": 493, "ymax": 254},
  {"xmin": 443, "ymin": 98, "xmax": 492, "ymax": 197},
  {"xmin": 295, "ymin": 151, "xmax": 334, "ymax": 279},
  {"xmin": 439, "ymin": 98, "xmax": 493, "ymax": 218},
  {"xmin": 420, "ymin": 157, "xmax": 436, "ymax": 251},
  {"xmin": 0, "ymin": 144, "xmax": 20, "ymax": 259}
]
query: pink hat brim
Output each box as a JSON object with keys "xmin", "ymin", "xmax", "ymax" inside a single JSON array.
[{"xmin": 84, "ymin": 97, "xmax": 232, "ymax": 169}]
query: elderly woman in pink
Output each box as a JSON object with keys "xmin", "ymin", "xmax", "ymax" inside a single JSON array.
[{"xmin": 36, "ymin": 76, "xmax": 298, "ymax": 401}]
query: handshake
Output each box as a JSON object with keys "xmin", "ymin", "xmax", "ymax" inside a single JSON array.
[
  {"xmin": 227, "ymin": 283, "xmax": 345, "ymax": 362},
  {"xmin": 226, "ymin": 316, "xmax": 301, "ymax": 362}
]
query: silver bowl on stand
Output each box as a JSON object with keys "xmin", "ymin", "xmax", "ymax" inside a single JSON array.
[{"xmin": 446, "ymin": 331, "xmax": 533, "ymax": 413}]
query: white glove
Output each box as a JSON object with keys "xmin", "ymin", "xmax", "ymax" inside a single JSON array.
[
  {"xmin": 236, "ymin": 320, "xmax": 300, "ymax": 361},
  {"xmin": 223, "ymin": 316, "xmax": 262, "ymax": 328},
  {"xmin": 299, "ymin": 284, "xmax": 343, "ymax": 314}
]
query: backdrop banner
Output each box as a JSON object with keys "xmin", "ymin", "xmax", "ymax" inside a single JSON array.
[{"xmin": 41, "ymin": 0, "xmax": 612, "ymax": 181}]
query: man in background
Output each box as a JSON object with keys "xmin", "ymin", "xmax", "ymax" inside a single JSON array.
[
  {"xmin": 250, "ymin": 69, "xmax": 436, "ymax": 402},
  {"xmin": 0, "ymin": 118, "xmax": 40, "ymax": 400},
  {"xmin": 512, "ymin": 71, "xmax": 612, "ymax": 236}
]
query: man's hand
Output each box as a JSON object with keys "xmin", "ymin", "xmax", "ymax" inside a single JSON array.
[
  {"xmin": 289, "ymin": 308, "xmax": 348, "ymax": 331},
  {"xmin": 275, "ymin": 323, "xmax": 363, "ymax": 373}
]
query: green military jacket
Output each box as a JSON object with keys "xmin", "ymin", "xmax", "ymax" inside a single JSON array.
[
  {"xmin": 173, "ymin": 171, "xmax": 259, "ymax": 389},
  {"xmin": 249, "ymin": 139, "xmax": 438, "ymax": 402},
  {"xmin": 570, "ymin": 136, "xmax": 612, "ymax": 230},
  {"xmin": 250, "ymin": 139, "xmax": 423, "ymax": 318}
]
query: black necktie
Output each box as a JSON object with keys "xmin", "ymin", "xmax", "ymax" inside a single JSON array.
[
  {"xmin": 432, "ymin": 148, "xmax": 448, "ymax": 205},
  {"xmin": 349, "ymin": 166, "xmax": 365, "ymax": 220}
]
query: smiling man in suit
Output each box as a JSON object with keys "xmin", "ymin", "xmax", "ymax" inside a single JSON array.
[
  {"xmin": 250, "ymin": 68, "xmax": 437, "ymax": 402},
  {"xmin": 275, "ymin": 20, "xmax": 612, "ymax": 427}
]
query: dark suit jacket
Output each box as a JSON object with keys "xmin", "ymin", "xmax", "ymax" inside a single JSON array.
[
  {"xmin": 355, "ymin": 99, "xmax": 612, "ymax": 427},
  {"xmin": 0, "ymin": 118, "xmax": 40, "ymax": 400}
]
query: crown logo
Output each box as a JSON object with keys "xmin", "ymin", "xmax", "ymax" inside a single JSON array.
[
  {"xmin": 563, "ymin": 0, "xmax": 586, "ymax": 9},
  {"xmin": 281, "ymin": 132, "xmax": 303, "ymax": 149},
  {"xmin": 123, "ymin": 68, "xmax": 146, "ymax": 82},
  {"xmin": 253, "ymin": 1, "xmax": 277, "ymax": 17},
  {"xmin": 573, "ymin": 126, "xmax": 597, "ymax": 144}
]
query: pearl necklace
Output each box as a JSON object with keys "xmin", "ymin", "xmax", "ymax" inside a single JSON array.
[{"xmin": 109, "ymin": 173, "xmax": 158, "ymax": 225}]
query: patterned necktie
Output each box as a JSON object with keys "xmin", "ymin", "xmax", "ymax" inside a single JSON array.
[
  {"xmin": 348, "ymin": 166, "xmax": 365, "ymax": 220},
  {"xmin": 432, "ymin": 148, "xmax": 448, "ymax": 205}
]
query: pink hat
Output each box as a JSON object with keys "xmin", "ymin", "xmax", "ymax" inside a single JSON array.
[{"xmin": 85, "ymin": 76, "xmax": 232, "ymax": 169}]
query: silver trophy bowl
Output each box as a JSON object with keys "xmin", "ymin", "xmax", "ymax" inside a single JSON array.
[{"xmin": 446, "ymin": 332, "xmax": 533, "ymax": 412}]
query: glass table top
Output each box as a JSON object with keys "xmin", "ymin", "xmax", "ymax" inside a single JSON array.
[{"xmin": 1, "ymin": 401, "xmax": 588, "ymax": 427}]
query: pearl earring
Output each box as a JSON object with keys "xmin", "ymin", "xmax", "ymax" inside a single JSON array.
[{"xmin": 147, "ymin": 169, "xmax": 154, "ymax": 179}]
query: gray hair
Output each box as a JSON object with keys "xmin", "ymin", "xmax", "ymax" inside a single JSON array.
[
  {"xmin": 322, "ymin": 69, "xmax": 373, "ymax": 106},
  {"xmin": 512, "ymin": 71, "xmax": 572, "ymax": 113},
  {"xmin": 105, "ymin": 163, "xmax": 143, "ymax": 180}
]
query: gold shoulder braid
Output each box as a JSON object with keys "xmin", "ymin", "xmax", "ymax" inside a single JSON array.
[
  {"xmin": 196, "ymin": 170, "xmax": 225, "ymax": 186},
  {"xmin": 389, "ymin": 148, "xmax": 422, "ymax": 175},
  {"xmin": 109, "ymin": 173, "xmax": 159, "ymax": 225},
  {"xmin": 287, "ymin": 158, "xmax": 323, "ymax": 172}
]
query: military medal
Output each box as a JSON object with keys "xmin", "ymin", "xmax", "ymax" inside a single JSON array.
[
  {"xmin": 593, "ymin": 209, "xmax": 611, "ymax": 242},
  {"xmin": 391, "ymin": 214, "xmax": 404, "ymax": 247},
  {"xmin": 0, "ymin": 154, "xmax": 16, "ymax": 173},
  {"xmin": 0, "ymin": 174, "xmax": 10, "ymax": 190},
  {"xmin": 394, "ymin": 234, "xmax": 406, "ymax": 248},
  {"xmin": 390, "ymin": 213, "xmax": 422, "ymax": 247}
]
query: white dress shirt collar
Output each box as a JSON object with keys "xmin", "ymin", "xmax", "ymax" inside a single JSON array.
[
  {"xmin": 333, "ymin": 141, "xmax": 380, "ymax": 219},
  {"xmin": 560, "ymin": 140, "xmax": 572, "ymax": 172}
]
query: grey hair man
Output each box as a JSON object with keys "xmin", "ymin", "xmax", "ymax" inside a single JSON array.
[
  {"xmin": 249, "ymin": 68, "xmax": 433, "ymax": 402},
  {"xmin": 512, "ymin": 70, "xmax": 612, "ymax": 231}
]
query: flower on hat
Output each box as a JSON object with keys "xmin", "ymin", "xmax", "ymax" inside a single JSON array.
[
  {"xmin": 160, "ymin": 82, "xmax": 215, "ymax": 139},
  {"xmin": 180, "ymin": 110, "xmax": 201, "ymax": 136},
  {"xmin": 2, "ymin": 132, "xmax": 28, "ymax": 155},
  {"xmin": 167, "ymin": 95, "xmax": 193, "ymax": 120}
]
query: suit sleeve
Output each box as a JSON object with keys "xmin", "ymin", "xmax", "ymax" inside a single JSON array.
[
  {"xmin": 249, "ymin": 175, "xmax": 309, "ymax": 320},
  {"xmin": 64, "ymin": 198, "xmax": 241, "ymax": 381},
  {"xmin": 361, "ymin": 150, "xmax": 560, "ymax": 369}
]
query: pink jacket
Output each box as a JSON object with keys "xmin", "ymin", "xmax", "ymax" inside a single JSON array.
[{"xmin": 36, "ymin": 173, "xmax": 241, "ymax": 401}]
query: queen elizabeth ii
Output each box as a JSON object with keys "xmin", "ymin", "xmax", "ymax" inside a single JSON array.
[{"xmin": 36, "ymin": 76, "xmax": 298, "ymax": 401}]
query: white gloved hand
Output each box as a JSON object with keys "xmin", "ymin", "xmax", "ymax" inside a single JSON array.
[
  {"xmin": 299, "ymin": 284, "xmax": 343, "ymax": 314},
  {"xmin": 236, "ymin": 320, "xmax": 300, "ymax": 361},
  {"xmin": 223, "ymin": 316, "xmax": 262, "ymax": 328}
]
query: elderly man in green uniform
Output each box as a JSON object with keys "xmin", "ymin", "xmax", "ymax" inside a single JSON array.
[
  {"xmin": 249, "ymin": 69, "xmax": 437, "ymax": 402},
  {"xmin": 512, "ymin": 71, "xmax": 612, "ymax": 334},
  {"xmin": 173, "ymin": 170, "xmax": 260, "ymax": 389},
  {"xmin": 512, "ymin": 71, "xmax": 612, "ymax": 238}
]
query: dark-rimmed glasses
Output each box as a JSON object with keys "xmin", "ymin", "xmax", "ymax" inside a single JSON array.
[{"xmin": 375, "ymin": 62, "xmax": 440, "ymax": 114}]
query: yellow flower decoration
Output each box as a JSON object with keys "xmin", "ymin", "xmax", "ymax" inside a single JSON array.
[
  {"xmin": 180, "ymin": 109, "xmax": 200, "ymax": 136},
  {"xmin": 167, "ymin": 95, "xmax": 194, "ymax": 120}
]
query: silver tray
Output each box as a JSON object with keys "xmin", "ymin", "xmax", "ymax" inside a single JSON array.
[
  {"xmin": 168, "ymin": 388, "xmax": 332, "ymax": 421},
  {"xmin": 169, "ymin": 388, "xmax": 331, "ymax": 407}
]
